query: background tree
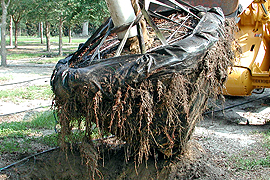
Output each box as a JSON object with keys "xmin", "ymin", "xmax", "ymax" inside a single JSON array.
[
  {"xmin": 9, "ymin": 15, "xmax": 12, "ymax": 46},
  {"xmin": 64, "ymin": 0, "xmax": 109, "ymax": 44},
  {"xmin": 39, "ymin": 22, "xmax": 43, "ymax": 44},
  {"xmin": 1, "ymin": 0, "xmax": 11, "ymax": 67},
  {"xmin": 8, "ymin": 0, "xmax": 33, "ymax": 48},
  {"xmin": 53, "ymin": 0, "xmax": 65, "ymax": 56},
  {"xmin": 2, "ymin": 0, "xmax": 109, "ymax": 60},
  {"xmin": 29, "ymin": 0, "xmax": 58, "ymax": 52},
  {"xmin": 54, "ymin": 0, "xmax": 109, "ymax": 55}
]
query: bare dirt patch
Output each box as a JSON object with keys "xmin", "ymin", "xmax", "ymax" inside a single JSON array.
[
  {"xmin": 0, "ymin": 61, "xmax": 54, "ymax": 117},
  {"xmin": 196, "ymin": 91, "xmax": 270, "ymax": 179},
  {"xmin": 0, "ymin": 140, "xmax": 231, "ymax": 180}
]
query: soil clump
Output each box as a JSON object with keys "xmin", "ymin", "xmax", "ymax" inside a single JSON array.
[{"xmin": 1, "ymin": 140, "xmax": 230, "ymax": 180}]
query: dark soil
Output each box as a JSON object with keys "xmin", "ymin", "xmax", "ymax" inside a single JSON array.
[{"xmin": 1, "ymin": 140, "xmax": 230, "ymax": 180}]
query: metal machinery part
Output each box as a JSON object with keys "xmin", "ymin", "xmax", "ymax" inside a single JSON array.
[
  {"xmin": 223, "ymin": 0, "xmax": 270, "ymax": 96},
  {"xmin": 186, "ymin": 0, "xmax": 270, "ymax": 96},
  {"xmin": 105, "ymin": 0, "xmax": 138, "ymax": 39},
  {"xmin": 185, "ymin": 0, "xmax": 240, "ymax": 15}
]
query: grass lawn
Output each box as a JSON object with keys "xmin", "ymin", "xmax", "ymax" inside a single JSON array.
[
  {"xmin": 0, "ymin": 111, "xmax": 58, "ymax": 153},
  {"xmin": 4, "ymin": 36, "xmax": 87, "ymax": 64},
  {"xmin": 0, "ymin": 85, "xmax": 53, "ymax": 103},
  {"xmin": 0, "ymin": 35, "xmax": 100, "ymax": 155},
  {"xmin": 229, "ymin": 129, "xmax": 270, "ymax": 170}
]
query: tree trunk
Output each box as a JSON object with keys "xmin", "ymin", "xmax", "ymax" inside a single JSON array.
[
  {"xmin": 45, "ymin": 21, "xmax": 51, "ymax": 52},
  {"xmin": 9, "ymin": 15, "xmax": 13, "ymax": 47},
  {"xmin": 68, "ymin": 26, "xmax": 72, "ymax": 44},
  {"xmin": 14, "ymin": 21, "xmax": 19, "ymax": 49},
  {"xmin": 58, "ymin": 16, "xmax": 63, "ymax": 56},
  {"xmin": 1, "ymin": 0, "xmax": 10, "ymax": 67},
  {"xmin": 131, "ymin": 0, "xmax": 152, "ymax": 51},
  {"xmin": 82, "ymin": 22, "xmax": 89, "ymax": 36},
  {"xmin": 40, "ymin": 22, "xmax": 43, "ymax": 44}
]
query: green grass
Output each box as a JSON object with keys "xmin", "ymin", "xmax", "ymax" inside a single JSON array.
[
  {"xmin": 0, "ymin": 85, "xmax": 53, "ymax": 102},
  {"xmin": 38, "ymin": 133, "xmax": 59, "ymax": 147},
  {"xmin": 0, "ymin": 107, "xmax": 101, "ymax": 154},
  {"xmin": 0, "ymin": 138, "xmax": 32, "ymax": 153},
  {"xmin": 0, "ymin": 75, "xmax": 14, "ymax": 82},
  {"xmin": 0, "ymin": 35, "xmax": 91, "ymax": 154},
  {"xmin": 8, "ymin": 52, "xmax": 72, "ymax": 62},
  {"xmin": 28, "ymin": 57, "xmax": 65, "ymax": 64},
  {"xmin": 0, "ymin": 111, "xmax": 55, "ymax": 138},
  {"xmin": 233, "ymin": 156, "xmax": 270, "ymax": 170},
  {"xmin": 0, "ymin": 110, "xmax": 96, "ymax": 154},
  {"xmin": 0, "ymin": 110, "xmax": 57, "ymax": 153},
  {"xmin": 5, "ymin": 36, "xmax": 86, "ymax": 62},
  {"xmin": 231, "ymin": 129, "xmax": 270, "ymax": 171},
  {"xmin": 4, "ymin": 36, "xmax": 86, "ymax": 45},
  {"xmin": 7, "ymin": 50, "xmax": 71, "ymax": 61},
  {"xmin": 7, "ymin": 52, "xmax": 48, "ymax": 60},
  {"xmin": 263, "ymin": 129, "xmax": 270, "ymax": 151},
  {"xmin": 27, "ymin": 111, "xmax": 56, "ymax": 129}
]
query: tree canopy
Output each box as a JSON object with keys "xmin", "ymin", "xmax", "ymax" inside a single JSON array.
[
  {"xmin": 2, "ymin": 0, "xmax": 108, "ymax": 36},
  {"xmin": 1, "ymin": 0, "xmax": 109, "ymax": 55},
  {"xmin": 26, "ymin": 0, "xmax": 108, "ymax": 31}
]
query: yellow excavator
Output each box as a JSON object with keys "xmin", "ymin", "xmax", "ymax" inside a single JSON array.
[
  {"xmin": 225, "ymin": 0, "xmax": 270, "ymax": 96},
  {"xmin": 186, "ymin": 0, "xmax": 270, "ymax": 96}
]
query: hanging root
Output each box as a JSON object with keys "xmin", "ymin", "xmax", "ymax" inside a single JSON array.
[{"xmin": 51, "ymin": 9, "xmax": 236, "ymax": 177}]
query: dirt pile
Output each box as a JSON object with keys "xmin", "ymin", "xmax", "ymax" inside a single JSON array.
[{"xmin": 1, "ymin": 140, "xmax": 230, "ymax": 180}]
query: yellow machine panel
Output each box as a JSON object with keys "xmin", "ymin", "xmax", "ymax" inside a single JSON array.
[{"xmin": 223, "ymin": 0, "xmax": 270, "ymax": 96}]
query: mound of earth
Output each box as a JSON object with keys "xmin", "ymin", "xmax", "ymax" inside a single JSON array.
[{"xmin": 1, "ymin": 139, "xmax": 230, "ymax": 180}]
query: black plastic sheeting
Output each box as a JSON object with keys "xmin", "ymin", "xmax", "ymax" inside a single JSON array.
[{"xmin": 51, "ymin": 7, "xmax": 225, "ymax": 98}]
